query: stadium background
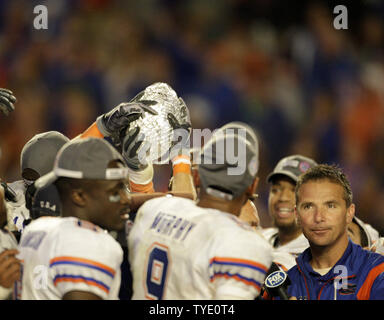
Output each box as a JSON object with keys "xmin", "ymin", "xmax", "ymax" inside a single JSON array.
[{"xmin": 0, "ymin": 0, "xmax": 383, "ymax": 233}]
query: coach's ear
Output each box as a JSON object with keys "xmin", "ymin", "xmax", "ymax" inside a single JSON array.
[
  {"xmin": 346, "ymin": 203, "xmax": 355, "ymax": 224},
  {"xmin": 70, "ymin": 189, "xmax": 87, "ymax": 207}
]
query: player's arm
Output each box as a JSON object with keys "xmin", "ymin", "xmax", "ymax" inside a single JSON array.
[
  {"xmin": 63, "ymin": 290, "xmax": 102, "ymax": 300},
  {"xmin": 170, "ymin": 156, "xmax": 195, "ymax": 197},
  {"xmin": 79, "ymin": 101, "xmax": 158, "ymax": 193},
  {"xmin": 80, "ymin": 101, "xmax": 158, "ymax": 140},
  {"xmin": 122, "ymin": 99, "xmax": 195, "ymax": 195},
  {"xmin": 127, "ymin": 192, "xmax": 194, "ymax": 212},
  {"xmin": 167, "ymin": 105, "xmax": 196, "ymax": 198}
]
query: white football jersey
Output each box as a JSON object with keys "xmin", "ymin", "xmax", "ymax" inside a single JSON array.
[
  {"xmin": 17, "ymin": 217, "xmax": 123, "ymax": 300},
  {"xmin": 6, "ymin": 180, "xmax": 30, "ymax": 232},
  {"xmin": 261, "ymin": 228, "xmax": 309, "ymax": 270},
  {"xmin": 128, "ymin": 196, "xmax": 273, "ymax": 300}
]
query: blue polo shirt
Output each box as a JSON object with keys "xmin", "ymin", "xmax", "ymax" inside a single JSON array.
[{"xmin": 287, "ymin": 240, "xmax": 384, "ymax": 300}]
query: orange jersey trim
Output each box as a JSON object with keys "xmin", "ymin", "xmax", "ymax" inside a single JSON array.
[
  {"xmin": 357, "ymin": 262, "xmax": 384, "ymax": 300},
  {"xmin": 54, "ymin": 276, "xmax": 109, "ymax": 294},
  {"xmin": 50, "ymin": 256, "xmax": 116, "ymax": 277},
  {"xmin": 209, "ymin": 257, "xmax": 269, "ymax": 273},
  {"xmin": 209, "ymin": 273, "xmax": 261, "ymax": 291}
]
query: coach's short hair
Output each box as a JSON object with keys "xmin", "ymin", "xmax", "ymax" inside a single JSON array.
[{"xmin": 295, "ymin": 164, "xmax": 353, "ymax": 207}]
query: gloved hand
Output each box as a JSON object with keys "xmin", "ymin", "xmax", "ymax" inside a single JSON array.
[
  {"xmin": 168, "ymin": 98, "xmax": 191, "ymax": 132},
  {"xmin": 0, "ymin": 182, "xmax": 16, "ymax": 203},
  {"xmin": 95, "ymin": 101, "xmax": 158, "ymax": 140},
  {"xmin": 121, "ymin": 127, "xmax": 151, "ymax": 171},
  {"xmin": 167, "ymin": 98, "xmax": 192, "ymax": 161},
  {"xmin": 0, "ymin": 88, "xmax": 17, "ymax": 116},
  {"xmin": 122, "ymin": 127, "xmax": 154, "ymax": 185}
]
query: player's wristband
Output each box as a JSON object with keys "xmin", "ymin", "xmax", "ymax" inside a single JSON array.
[
  {"xmin": 129, "ymin": 181, "xmax": 154, "ymax": 194},
  {"xmin": 172, "ymin": 155, "xmax": 191, "ymax": 175},
  {"xmin": 128, "ymin": 164, "xmax": 154, "ymax": 185}
]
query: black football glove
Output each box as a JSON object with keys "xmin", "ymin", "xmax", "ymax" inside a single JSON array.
[
  {"xmin": 0, "ymin": 182, "xmax": 17, "ymax": 202},
  {"xmin": 0, "ymin": 88, "xmax": 17, "ymax": 116},
  {"xmin": 96, "ymin": 101, "xmax": 158, "ymax": 140},
  {"xmin": 121, "ymin": 127, "xmax": 151, "ymax": 171}
]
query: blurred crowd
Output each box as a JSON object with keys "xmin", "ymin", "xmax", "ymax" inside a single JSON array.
[{"xmin": 0, "ymin": 0, "xmax": 384, "ymax": 233}]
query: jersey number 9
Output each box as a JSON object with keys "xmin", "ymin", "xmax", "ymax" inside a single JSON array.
[{"xmin": 145, "ymin": 243, "xmax": 170, "ymax": 300}]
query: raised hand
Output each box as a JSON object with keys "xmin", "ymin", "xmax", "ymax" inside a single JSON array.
[
  {"xmin": 0, "ymin": 88, "xmax": 17, "ymax": 116},
  {"xmin": 121, "ymin": 127, "xmax": 151, "ymax": 171},
  {"xmin": 96, "ymin": 101, "xmax": 158, "ymax": 139}
]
